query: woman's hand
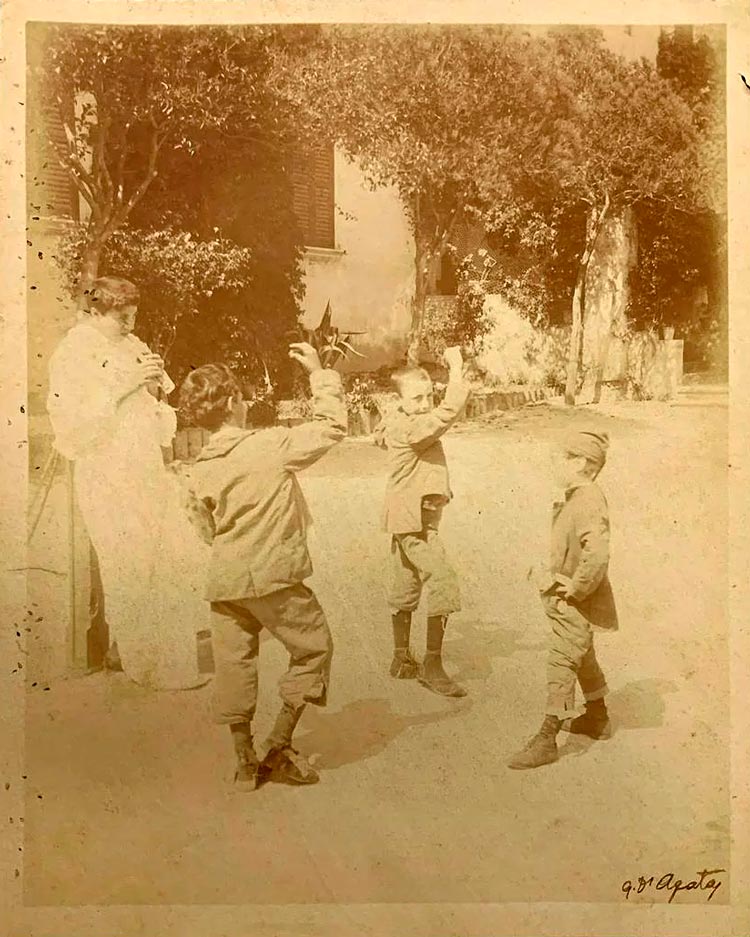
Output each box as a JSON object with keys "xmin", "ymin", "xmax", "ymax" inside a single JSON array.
[{"xmin": 118, "ymin": 354, "xmax": 165, "ymax": 403}]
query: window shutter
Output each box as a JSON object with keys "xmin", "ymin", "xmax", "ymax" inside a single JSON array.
[
  {"xmin": 28, "ymin": 94, "xmax": 78, "ymax": 221},
  {"xmin": 311, "ymin": 145, "xmax": 334, "ymax": 248},
  {"xmin": 290, "ymin": 143, "xmax": 334, "ymax": 249}
]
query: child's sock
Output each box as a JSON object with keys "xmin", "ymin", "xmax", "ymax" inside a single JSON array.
[
  {"xmin": 391, "ymin": 610, "xmax": 412, "ymax": 652},
  {"xmin": 266, "ymin": 701, "xmax": 305, "ymax": 752},
  {"xmin": 568, "ymin": 697, "xmax": 612, "ymax": 739},
  {"xmin": 418, "ymin": 616, "xmax": 467, "ymax": 698},
  {"xmin": 230, "ymin": 721, "xmax": 254, "ymax": 752},
  {"xmin": 230, "ymin": 722, "xmax": 258, "ymax": 791},
  {"xmin": 390, "ymin": 610, "xmax": 418, "ymax": 677},
  {"xmin": 262, "ymin": 703, "xmax": 319, "ymax": 785},
  {"xmin": 425, "ymin": 614, "xmax": 447, "ymax": 655},
  {"xmin": 539, "ymin": 714, "xmax": 562, "ymax": 738}
]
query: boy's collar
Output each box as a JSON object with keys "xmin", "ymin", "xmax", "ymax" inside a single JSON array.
[{"xmin": 564, "ymin": 479, "xmax": 597, "ymax": 497}]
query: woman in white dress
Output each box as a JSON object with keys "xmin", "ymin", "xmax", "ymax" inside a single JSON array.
[{"xmin": 47, "ymin": 276, "xmax": 209, "ymax": 690}]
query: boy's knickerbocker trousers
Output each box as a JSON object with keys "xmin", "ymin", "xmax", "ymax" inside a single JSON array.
[
  {"xmin": 543, "ymin": 593, "xmax": 608, "ymax": 719},
  {"xmin": 209, "ymin": 582, "xmax": 333, "ymax": 724},
  {"xmin": 387, "ymin": 506, "xmax": 461, "ymax": 618}
]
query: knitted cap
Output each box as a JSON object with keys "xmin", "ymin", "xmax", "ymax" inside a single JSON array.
[{"xmin": 563, "ymin": 429, "xmax": 610, "ymax": 467}]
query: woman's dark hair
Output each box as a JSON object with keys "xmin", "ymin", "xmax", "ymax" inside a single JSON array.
[
  {"xmin": 86, "ymin": 276, "xmax": 140, "ymax": 315},
  {"xmin": 178, "ymin": 364, "xmax": 242, "ymax": 431}
]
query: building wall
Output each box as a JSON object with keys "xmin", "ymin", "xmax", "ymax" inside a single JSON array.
[
  {"xmin": 26, "ymin": 219, "xmax": 83, "ymax": 684},
  {"xmin": 299, "ymin": 151, "xmax": 415, "ymax": 371}
]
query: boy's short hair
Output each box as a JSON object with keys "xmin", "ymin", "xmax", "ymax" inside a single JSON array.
[
  {"xmin": 391, "ymin": 366, "xmax": 432, "ymax": 395},
  {"xmin": 179, "ymin": 364, "xmax": 241, "ymax": 431}
]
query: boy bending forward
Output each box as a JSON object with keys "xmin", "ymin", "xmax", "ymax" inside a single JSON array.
[
  {"xmin": 179, "ymin": 343, "xmax": 346, "ymax": 791},
  {"xmin": 375, "ymin": 346, "xmax": 471, "ymax": 698}
]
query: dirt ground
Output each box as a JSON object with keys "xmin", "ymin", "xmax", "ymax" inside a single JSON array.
[{"xmin": 22, "ymin": 385, "xmax": 730, "ymax": 908}]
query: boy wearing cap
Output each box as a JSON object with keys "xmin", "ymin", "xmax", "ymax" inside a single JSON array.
[{"xmin": 508, "ymin": 428, "xmax": 618, "ymax": 770}]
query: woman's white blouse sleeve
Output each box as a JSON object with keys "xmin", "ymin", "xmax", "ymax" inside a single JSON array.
[
  {"xmin": 47, "ymin": 334, "xmax": 119, "ymax": 460},
  {"xmin": 156, "ymin": 401, "xmax": 178, "ymax": 447}
]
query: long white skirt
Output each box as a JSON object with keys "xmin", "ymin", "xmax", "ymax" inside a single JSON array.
[{"xmin": 75, "ymin": 457, "xmax": 211, "ymax": 691}]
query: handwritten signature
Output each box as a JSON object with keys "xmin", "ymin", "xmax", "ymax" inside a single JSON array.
[{"xmin": 622, "ymin": 869, "xmax": 725, "ymax": 903}]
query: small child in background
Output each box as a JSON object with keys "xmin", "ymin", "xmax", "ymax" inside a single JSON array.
[
  {"xmin": 508, "ymin": 429, "xmax": 618, "ymax": 770},
  {"xmin": 179, "ymin": 343, "xmax": 347, "ymax": 792},
  {"xmin": 374, "ymin": 346, "xmax": 471, "ymax": 698}
]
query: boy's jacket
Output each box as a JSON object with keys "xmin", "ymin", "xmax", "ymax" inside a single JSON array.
[
  {"xmin": 187, "ymin": 369, "xmax": 346, "ymax": 602},
  {"xmin": 374, "ymin": 379, "xmax": 470, "ymax": 534},
  {"xmin": 549, "ymin": 480, "xmax": 618, "ymax": 631}
]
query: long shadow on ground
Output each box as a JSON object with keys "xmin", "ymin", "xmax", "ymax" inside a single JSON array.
[
  {"xmin": 557, "ymin": 677, "xmax": 679, "ymax": 762},
  {"xmin": 444, "ymin": 621, "xmax": 547, "ymax": 684},
  {"xmin": 296, "ymin": 696, "xmax": 471, "ymax": 770}
]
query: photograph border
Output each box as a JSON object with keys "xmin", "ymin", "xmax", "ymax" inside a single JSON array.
[{"xmin": 2, "ymin": 2, "xmax": 748, "ymax": 935}]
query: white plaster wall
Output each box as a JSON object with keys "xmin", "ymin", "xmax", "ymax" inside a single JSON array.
[{"xmin": 300, "ymin": 150, "xmax": 414, "ymax": 370}]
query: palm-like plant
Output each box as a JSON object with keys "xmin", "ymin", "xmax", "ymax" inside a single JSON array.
[{"xmin": 291, "ymin": 300, "xmax": 366, "ymax": 368}]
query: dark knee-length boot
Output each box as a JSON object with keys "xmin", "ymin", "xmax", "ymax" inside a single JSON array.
[{"xmin": 390, "ymin": 610, "xmax": 418, "ymax": 678}]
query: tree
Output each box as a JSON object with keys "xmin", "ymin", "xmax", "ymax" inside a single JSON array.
[
  {"xmin": 34, "ymin": 22, "xmax": 316, "ymax": 392},
  {"xmin": 646, "ymin": 26, "xmax": 727, "ymax": 371},
  {"xmin": 124, "ymin": 125, "xmax": 306, "ymax": 393},
  {"xmin": 54, "ymin": 225, "xmax": 254, "ymax": 361},
  {"xmin": 272, "ymin": 25, "xmax": 556, "ymax": 365},
  {"xmin": 484, "ymin": 28, "xmax": 702, "ymax": 403},
  {"xmin": 29, "ymin": 23, "xmax": 302, "ymax": 299}
]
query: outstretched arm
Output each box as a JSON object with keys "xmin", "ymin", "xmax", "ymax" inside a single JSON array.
[
  {"xmin": 399, "ymin": 346, "xmax": 471, "ymax": 450},
  {"xmin": 279, "ymin": 343, "xmax": 348, "ymax": 472}
]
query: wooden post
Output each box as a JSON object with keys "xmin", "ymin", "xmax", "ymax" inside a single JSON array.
[{"xmin": 66, "ymin": 460, "xmax": 92, "ymax": 672}]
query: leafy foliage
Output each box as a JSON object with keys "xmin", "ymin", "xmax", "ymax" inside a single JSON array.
[
  {"xmin": 625, "ymin": 27, "xmax": 727, "ymax": 368},
  {"xmin": 35, "ymin": 22, "xmax": 308, "ymax": 393},
  {"xmin": 127, "ymin": 133, "xmax": 306, "ymax": 394},
  {"xmin": 271, "ymin": 25, "xmax": 557, "ymax": 360},
  {"xmin": 55, "ymin": 224, "xmax": 253, "ymax": 351},
  {"xmin": 289, "ymin": 301, "xmax": 366, "ymax": 369}
]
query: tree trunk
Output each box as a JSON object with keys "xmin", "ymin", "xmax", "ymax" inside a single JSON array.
[
  {"xmin": 591, "ymin": 292, "xmax": 616, "ymax": 404},
  {"xmin": 77, "ymin": 237, "xmax": 104, "ymax": 308},
  {"xmin": 565, "ymin": 267, "xmax": 587, "ymax": 406},
  {"xmin": 579, "ymin": 205, "xmax": 636, "ymax": 404},
  {"xmin": 564, "ymin": 194, "xmax": 611, "ymax": 406},
  {"xmin": 407, "ymin": 235, "xmax": 432, "ymax": 367}
]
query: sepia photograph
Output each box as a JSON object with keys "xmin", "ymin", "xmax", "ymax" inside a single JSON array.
[{"xmin": 2, "ymin": 4, "xmax": 748, "ymax": 936}]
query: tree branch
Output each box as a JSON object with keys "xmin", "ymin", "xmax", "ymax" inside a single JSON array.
[
  {"xmin": 113, "ymin": 122, "xmax": 131, "ymax": 206},
  {"xmin": 92, "ymin": 81, "xmax": 114, "ymax": 207},
  {"xmin": 111, "ymin": 123, "xmax": 163, "ymax": 228},
  {"xmin": 47, "ymin": 135, "xmax": 97, "ymax": 212}
]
